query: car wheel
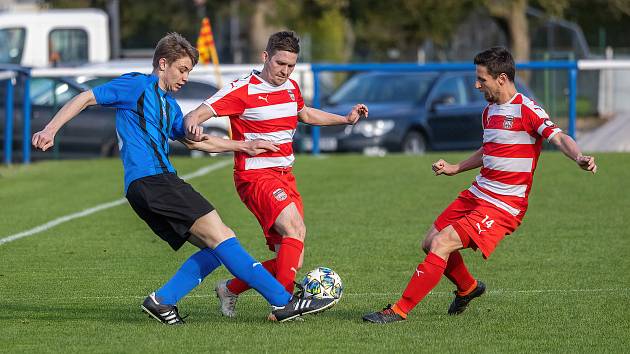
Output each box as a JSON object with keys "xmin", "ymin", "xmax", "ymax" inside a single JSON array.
[{"xmin": 402, "ymin": 131, "xmax": 427, "ymax": 155}]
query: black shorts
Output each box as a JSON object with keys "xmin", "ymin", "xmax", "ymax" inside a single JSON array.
[{"xmin": 126, "ymin": 173, "xmax": 214, "ymax": 250}]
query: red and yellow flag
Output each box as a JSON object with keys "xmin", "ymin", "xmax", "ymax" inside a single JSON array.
[
  {"xmin": 196, "ymin": 17, "xmax": 222, "ymax": 87},
  {"xmin": 196, "ymin": 17, "xmax": 219, "ymax": 65}
]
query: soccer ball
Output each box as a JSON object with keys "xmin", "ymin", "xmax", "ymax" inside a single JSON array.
[{"xmin": 300, "ymin": 267, "xmax": 343, "ymax": 300}]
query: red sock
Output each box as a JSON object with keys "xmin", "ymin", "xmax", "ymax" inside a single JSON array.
[
  {"xmin": 227, "ymin": 258, "xmax": 277, "ymax": 295},
  {"xmin": 275, "ymin": 237, "xmax": 304, "ymax": 293},
  {"xmin": 395, "ymin": 252, "xmax": 447, "ymax": 314},
  {"xmin": 444, "ymin": 251, "xmax": 476, "ymax": 294}
]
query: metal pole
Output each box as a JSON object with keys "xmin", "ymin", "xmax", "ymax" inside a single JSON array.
[
  {"xmin": 311, "ymin": 69, "xmax": 320, "ymax": 155},
  {"xmin": 107, "ymin": 0, "xmax": 121, "ymax": 59},
  {"xmin": 22, "ymin": 72, "xmax": 31, "ymax": 164},
  {"xmin": 568, "ymin": 65, "xmax": 577, "ymax": 139},
  {"xmin": 4, "ymin": 78, "xmax": 13, "ymax": 165}
]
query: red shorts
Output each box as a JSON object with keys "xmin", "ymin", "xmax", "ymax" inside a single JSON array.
[
  {"xmin": 234, "ymin": 168, "xmax": 304, "ymax": 251},
  {"xmin": 434, "ymin": 190, "xmax": 521, "ymax": 259}
]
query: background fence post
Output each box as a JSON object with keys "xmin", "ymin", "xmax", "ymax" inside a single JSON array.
[
  {"xmin": 4, "ymin": 76, "xmax": 14, "ymax": 165},
  {"xmin": 22, "ymin": 70, "xmax": 32, "ymax": 164}
]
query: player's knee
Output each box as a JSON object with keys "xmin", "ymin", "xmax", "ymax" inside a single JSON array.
[
  {"xmin": 421, "ymin": 238, "xmax": 431, "ymax": 254},
  {"xmin": 429, "ymin": 231, "xmax": 459, "ymax": 254},
  {"xmin": 283, "ymin": 218, "xmax": 306, "ymax": 240}
]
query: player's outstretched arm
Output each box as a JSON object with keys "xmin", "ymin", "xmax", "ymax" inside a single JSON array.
[
  {"xmin": 432, "ymin": 148, "xmax": 484, "ymax": 176},
  {"xmin": 180, "ymin": 135, "xmax": 280, "ymax": 156},
  {"xmin": 32, "ymin": 90, "xmax": 97, "ymax": 151},
  {"xmin": 184, "ymin": 103, "xmax": 216, "ymax": 141},
  {"xmin": 549, "ymin": 133, "xmax": 597, "ymax": 174},
  {"xmin": 298, "ymin": 104, "xmax": 368, "ymax": 126}
]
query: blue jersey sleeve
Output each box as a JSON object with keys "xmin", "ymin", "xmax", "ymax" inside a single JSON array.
[
  {"xmin": 169, "ymin": 105, "xmax": 186, "ymax": 140},
  {"xmin": 92, "ymin": 73, "xmax": 145, "ymax": 110}
]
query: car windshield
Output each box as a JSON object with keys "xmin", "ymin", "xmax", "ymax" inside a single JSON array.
[
  {"xmin": 329, "ymin": 72, "xmax": 437, "ymax": 104},
  {"xmin": 0, "ymin": 28, "xmax": 26, "ymax": 64}
]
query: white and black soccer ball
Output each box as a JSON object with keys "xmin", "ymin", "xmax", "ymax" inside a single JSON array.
[{"xmin": 300, "ymin": 267, "xmax": 343, "ymax": 300}]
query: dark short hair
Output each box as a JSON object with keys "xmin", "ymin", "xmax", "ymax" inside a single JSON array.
[
  {"xmin": 265, "ymin": 31, "xmax": 300, "ymax": 57},
  {"xmin": 474, "ymin": 47, "xmax": 515, "ymax": 82},
  {"xmin": 152, "ymin": 32, "xmax": 199, "ymax": 69}
]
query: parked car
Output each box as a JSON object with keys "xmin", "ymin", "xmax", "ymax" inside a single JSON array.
[
  {"xmin": 0, "ymin": 75, "xmax": 224, "ymax": 161},
  {"xmin": 296, "ymin": 71, "xmax": 533, "ymax": 154}
]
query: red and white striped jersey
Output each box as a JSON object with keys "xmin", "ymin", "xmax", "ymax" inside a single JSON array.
[
  {"xmin": 469, "ymin": 93, "xmax": 562, "ymax": 220},
  {"xmin": 203, "ymin": 70, "xmax": 304, "ymax": 171}
]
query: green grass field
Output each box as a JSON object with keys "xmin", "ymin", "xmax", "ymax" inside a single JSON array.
[{"xmin": 1, "ymin": 153, "xmax": 628, "ymax": 353}]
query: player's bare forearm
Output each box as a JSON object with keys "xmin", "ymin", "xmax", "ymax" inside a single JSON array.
[
  {"xmin": 298, "ymin": 104, "xmax": 368, "ymax": 126},
  {"xmin": 32, "ymin": 90, "xmax": 96, "ymax": 151},
  {"xmin": 457, "ymin": 148, "xmax": 484, "ymax": 173},
  {"xmin": 180, "ymin": 136, "xmax": 280, "ymax": 156},
  {"xmin": 433, "ymin": 148, "xmax": 483, "ymax": 176},
  {"xmin": 185, "ymin": 104, "xmax": 215, "ymax": 126},
  {"xmin": 298, "ymin": 107, "xmax": 346, "ymax": 125},
  {"xmin": 550, "ymin": 133, "xmax": 597, "ymax": 173},
  {"xmin": 45, "ymin": 90, "xmax": 96, "ymax": 133},
  {"xmin": 184, "ymin": 104, "xmax": 216, "ymax": 141},
  {"xmin": 550, "ymin": 133, "xmax": 582, "ymax": 160},
  {"xmin": 180, "ymin": 136, "xmax": 239, "ymax": 153}
]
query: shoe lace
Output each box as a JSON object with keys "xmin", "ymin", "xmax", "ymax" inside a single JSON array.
[
  {"xmin": 170, "ymin": 306, "xmax": 188, "ymax": 323},
  {"xmin": 293, "ymin": 281, "xmax": 305, "ymax": 299},
  {"xmin": 382, "ymin": 304, "xmax": 395, "ymax": 314}
]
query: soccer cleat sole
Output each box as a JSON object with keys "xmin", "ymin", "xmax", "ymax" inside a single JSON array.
[
  {"xmin": 270, "ymin": 299, "xmax": 339, "ymax": 323},
  {"xmin": 141, "ymin": 305, "xmax": 166, "ymax": 324}
]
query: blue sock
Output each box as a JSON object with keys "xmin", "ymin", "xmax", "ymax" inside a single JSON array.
[
  {"xmin": 155, "ymin": 247, "xmax": 221, "ymax": 305},
  {"xmin": 213, "ymin": 237, "xmax": 291, "ymax": 307}
]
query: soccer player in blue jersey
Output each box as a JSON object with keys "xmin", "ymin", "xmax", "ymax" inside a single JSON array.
[{"xmin": 31, "ymin": 32, "xmax": 335, "ymax": 324}]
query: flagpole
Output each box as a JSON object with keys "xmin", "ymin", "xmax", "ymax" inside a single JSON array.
[{"xmin": 197, "ymin": 17, "xmax": 231, "ymax": 138}]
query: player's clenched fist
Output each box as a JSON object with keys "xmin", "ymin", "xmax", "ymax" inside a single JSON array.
[
  {"xmin": 432, "ymin": 159, "xmax": 459, "ymax": 176},
  {"xmin": 32, "ymin": 129, "xmax": 55, "ymax": 151},
  {"xmin": 576, "ymin": 154, "xmax": 597, "ymax": 174},
  {"xmin": 346, "ymin": 104, "xmax": 369, "ymax": 125}
]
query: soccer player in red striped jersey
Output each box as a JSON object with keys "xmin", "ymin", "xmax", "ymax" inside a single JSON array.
[
  {"xmin": 184, "ymin": 31, "xmax": 368, "ymax": 318},
  {"xmin": 363, "ymin": 47, "xmax": 597, "ymax": 324}
]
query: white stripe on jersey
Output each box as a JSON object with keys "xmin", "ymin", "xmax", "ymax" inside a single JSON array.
[
  {"xmin": 242, "ymin": 102, "xmax": 298, "ymax": 121},
  {"xmin": 245, "ymin": 155, "xmax": 295, "ymax": 170},
  {"xmin": 547, "ymin": 128, "xmax": 562, "ymax": 142},
  {"xmin": 536, "ymin": 123, "xmax": 563, "ymax": 142},
  {"xmin": 483, "ymin": 155, "xmax": 533, "ymax": 173},
  {"xmin": 488, "ymin": 104, "xmax": 521, "ymax": 118},
  {"xmin": 468, "ymin": 185, "xmax": 521, "ymax": 217},
  {"xmin": 475, "ymin": 175, "xmax": 527, "ymax": 197},
  {"xmin": 244, "ymin": 129, "xmax": 295, "ymax": 144},
  {"xmin": 484, "ymin": 129, "xmax": 536, "ymax": 145},
  {"xmin": 522, "ymin": 95, "xmax": 549, "ymax": 118},
  {"xmin": 536, "ymin": 123, "xmax": 548, "ymax": 136},
  {"xmin": 247, "ymin": 80, "xmax": 296, "ymax": 95},
  {"xmin": 204, "ymin": 77, "xmax": 249, "ymax": 106}
]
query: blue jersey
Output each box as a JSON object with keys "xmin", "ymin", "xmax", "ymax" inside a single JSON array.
[{"xmin": 92, "ymin": 73, "xmax": 186, "ymax": 193}]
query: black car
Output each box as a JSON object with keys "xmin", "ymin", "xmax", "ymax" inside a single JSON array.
[
  {"xmin": 0, "ymin": 76, "xmax": 220, "ymax": 161},
  {"xmin": 296, "ymin": 71, "xmax": 533, "ymax": 154},
  {"xmin": 1, "ymin": 76, "xmax": 121, "ymax": 160}
]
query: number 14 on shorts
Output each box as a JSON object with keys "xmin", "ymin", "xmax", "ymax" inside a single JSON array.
[{"xmin": 476, "ymin": 215, "xmax": 495, "ymax": 234}]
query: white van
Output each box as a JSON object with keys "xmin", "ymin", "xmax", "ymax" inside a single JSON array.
[{"xmin": 0, "ymin": 9, "xmax": 110, "ymax": 67}]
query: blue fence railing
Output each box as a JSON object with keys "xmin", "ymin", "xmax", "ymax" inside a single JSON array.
[
  {"xmin": 310, "ymin": 61, "xmax": 578, "ymax": 155},
  {"xmin": 1, "ymin": 64, "xmax": 32, "ymax": 164}
]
